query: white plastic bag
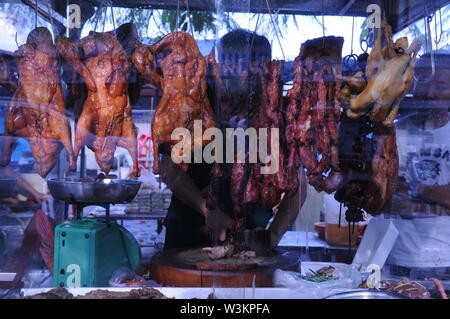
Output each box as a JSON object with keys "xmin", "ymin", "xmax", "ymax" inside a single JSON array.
[{"xmin": 273, "ymin": 262, "xmax": 362, "ymax": 290}]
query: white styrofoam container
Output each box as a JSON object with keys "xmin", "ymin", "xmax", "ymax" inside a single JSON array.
[
  {"xmin": 0, "ymin": 273, "xmax": 16, "ymax": 282},
  {"xmin": 352, "ymin": 217, "xmax": 399, "ymax": 271}
]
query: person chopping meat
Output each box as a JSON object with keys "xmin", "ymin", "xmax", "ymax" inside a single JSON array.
[
  {"xmin": 387, "ymin": 52, "xmax": 450, "ymax": 278},
  {"xmin": 160, "ymin": 29, "xmax": 307, "ymax": 251}
]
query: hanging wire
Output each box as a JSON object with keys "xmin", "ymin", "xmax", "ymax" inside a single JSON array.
[
  {"xmin": 66, "ymin": 0, "xmax": 69, "ymax": 37},
  {"xmin": 45, "ymin": 0, "xmax": 55, "ymax": 38},
  {"xmin": 350, "ymin": 2, "xmax": 355, "ymax": 55},
  {"xmin": 111, "ymin": 4, "xmax": 117, "ymax": 36},
  {"xmin": 250, "ymin": 10, "xmax": 262, "ymax": 53},
  {"xmin": 175, "ymin": 0, "xmax": 181, "ymax": 32},
  {"xmin": 35, "ymin": 0, "xmax": 38, "ymax": 28},
  {"xmin": 93, "ymin": 0, "xmax": 108, "ymax": 32},
  {"xmin": 265, "ymin": 0, "xmax": 285, "ymax": 61},
  {"xmin": 343, "ymin": 1, "xmax": 358, "ymax": 63},
  {"xmin": 186, "ymin": 0, "xmax": 195, "ymax": 36},
  {"xmin": 414, "ymin": 8, "xmax": 435, "ymax": 83},
  {"xmin": 321, "ymin": 0, "xmax": 325, "ymax": 47},
  {"xmin": 102, "ymin": 8, "xmax": 106, "ymax": 33},
  {"xmin": 434, "ymin": 8, "xmax": 443, "ymax": 46}
]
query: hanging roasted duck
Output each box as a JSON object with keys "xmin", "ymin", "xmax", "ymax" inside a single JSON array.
[
  {"xmin": 57, "ymin": 32, "xmax": 140, "ymax": 178},
  {"xmin": 340, "ymin": 21, "xmax": 421, "ymax": 126},
  {"xmin": 335, "ymin": 119, "xmax": 399, "ymax": 223},
  {"xmin": 333, "ymin": 21, "xmax": 417, "ymax": 223},
  {"xmin": 132, "ymin": 32, "xmax": 216, "ymax": 174},
  {"xmin": 0, "ymin": 27, "xmax": 75, "ymax": 177}
]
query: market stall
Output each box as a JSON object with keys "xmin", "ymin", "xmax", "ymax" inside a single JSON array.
[{"xmin": 0, "ymin": 0, "xmax": 449, "ymax": 300}]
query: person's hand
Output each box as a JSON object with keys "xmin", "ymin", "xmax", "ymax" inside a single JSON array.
[
  {"xmin": 1, "ymin": 198, "xmax": 19, "ymax": 206},
  {"xmin": 202, "ymin": 205, "xmax": 234, "ymax": 244},
  {"xmin": 32, "ymin": 192, "xmax": 48, "ymax": 205},
  {"xmin": 202, "ymin": 245, "xmax": 233, "ymax": 260}
]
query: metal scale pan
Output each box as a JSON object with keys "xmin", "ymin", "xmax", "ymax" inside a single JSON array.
[{"xmin": 48, "ymin": 178, "xmax": 141, "ymax": 204}]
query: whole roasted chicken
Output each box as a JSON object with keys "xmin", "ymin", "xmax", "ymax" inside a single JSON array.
[
  {"xmin": 343, "ymin": 21, "xmax": 421, "ymax": 126},
  {"xmin": 132, "ymin": 32, "xmax": 216, "ymax": 174},
  {"xmin": 57, "ymin": 32, "xmax": 140, "ymax": 177},
  {"xmin": 0, "ymin": 27, "xmax": 75, "ymax": 177}
]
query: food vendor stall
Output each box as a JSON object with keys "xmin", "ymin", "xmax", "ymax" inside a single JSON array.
[{"xmin": 0, "ymin": 0, "xmax": 449, "ymax": 300}]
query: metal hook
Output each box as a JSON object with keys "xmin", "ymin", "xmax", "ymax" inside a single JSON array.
[
  {"xmin": 414, "ymin": 14, "xmax": 435, "ymax": 83},
  {"xmin": 434, "ymin": 8, "xmax": 443, "ymax": 46},
  {"xmin": 360, "ymin": 39, "xmax": 369, "ymax": 54},
  {"xmin": 14, "ymin": 32, "xmax": 23, "ymax": 48},
  {"xmin": 343, "ymin": 53, "xmax": 359, "ymax": 64}
]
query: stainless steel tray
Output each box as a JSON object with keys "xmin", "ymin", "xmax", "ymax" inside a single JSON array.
[
  {"xmin": 324, "ymin": 289, "xmax": 410, "ymax": 299},
  {"xmin": 0, "ymin": 177, "xmax": 17, "ymax": 198},
  {"xmin": 48, "ymin": 178, "xmax": 141, "ymax": 204}
]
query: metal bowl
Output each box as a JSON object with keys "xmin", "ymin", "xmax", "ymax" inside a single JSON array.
[
  {"xmin": 48, "ymin": 178, "xmax": 142, "ymax": 204},
  {"xmin": 0, "ymin": 177, "xmax": 17, "ymax": 198},
  {"xmin": 324, "ymin": 289, "xmax": 410, "ymax": 299}
]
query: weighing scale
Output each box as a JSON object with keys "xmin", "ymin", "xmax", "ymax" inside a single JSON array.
[{"xmin": 48, "ymin": 178, "xmax": 142, "ymax": 288}]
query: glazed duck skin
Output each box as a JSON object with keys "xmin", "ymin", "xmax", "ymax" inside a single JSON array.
[
  {"xmin": 346, "ymin": 21, "xmax": 421, "ymax": 126},
  {"xmin": 57, "ymin": 32, "xmax": 140, "ymax": 177},
  {"xmin": 132, "ymin": 32, "xmax": 216, "ymax": 174},
  {"xmin": 1, "ymin": 27, "xmax": 75, "ymax": 177}
]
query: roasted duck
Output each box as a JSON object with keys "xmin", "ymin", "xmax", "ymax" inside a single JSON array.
[
  {"xmin": 0, "ymin": 27, "xmax": 75, "ymax": 177},
  {"xmin": 57, "ymin": 32, "xmax": 140, "ymax": 177},
  {"xmin": 335, "ymin": 120, "xmax": 399, "ymax": 222},
  {"xmin": 343, "ymin": 21, "xmax": 421, "ymax": 126},
  {"xmin": 132, "ymin": 32, "xmax": 216, "ymax": 174}
]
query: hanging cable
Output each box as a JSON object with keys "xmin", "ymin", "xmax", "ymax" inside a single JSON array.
[
  {"xmin": 111, "ymin": 4, "xmax": 117, "ymax": 36},
  {"xmin": 45, "ymin": 0, "xmax": 55, "ymax": 38},
  {"xmin": 186, "ymin": 0, "xmax": 195, "ymax": 36},
  {"xmin": 321, "ymin": 0, "xmax": 325, "ymax": 47},
  {"xmin": 265, "ymin": 0, "xmax": 285, "ymax": 61},
  {"xmin": 93, "ymin": 0, "xmax": 108, "ymax": 32},
  {"xmin": 175, "ymin": 0, "xmax": 181, "ymax": 32},
  {"xmin": 350, "ymin": 2, "xmax": 355, "ymax": 56},
  {"xmin": 414, "ymin": 7, "xmax": 435, "ymax": 83},
  {"xmin": 434, "ymin": 8, "xmax": 443, "ymax": 46},
  {"xmin": 250, "ymin": 10, "xmax": 262, "ymax": 54},
  {"xmin": 35, "ymin": 0, "xmax": 38, "ymax": 28}
]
